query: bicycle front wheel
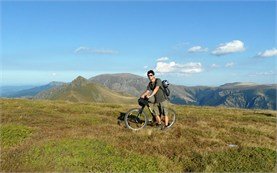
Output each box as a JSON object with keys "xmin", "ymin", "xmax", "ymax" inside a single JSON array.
[{"xmin": 125, "ymin": 108, "xmax": 147, "ymax": 131}]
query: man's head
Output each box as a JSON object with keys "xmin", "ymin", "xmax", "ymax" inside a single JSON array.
[{"xmin": 147, "ymin": 70, "xmax": 155, "ymax": 82}]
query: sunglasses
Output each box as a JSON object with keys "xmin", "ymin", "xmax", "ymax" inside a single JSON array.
[{"xmin": 148, "ymin": 74, "xmax": 154, "ymax": 77}]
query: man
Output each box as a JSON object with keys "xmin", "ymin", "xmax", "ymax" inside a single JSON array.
[{"xmin": 140, "ymin": 70, "xmax": 169, "ymax": 128}]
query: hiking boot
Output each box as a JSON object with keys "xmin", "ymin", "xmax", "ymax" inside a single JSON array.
[
  {"xmin": 161, "ymin": 124, "xmax": 170, "ymax": 130},
  {"xmin": 155, "ymin": 123, "xmax": 162, "ymax": 129},
  {"xmin": 148, "ymin": 120, "xmax": 155, "ymax": 126}
]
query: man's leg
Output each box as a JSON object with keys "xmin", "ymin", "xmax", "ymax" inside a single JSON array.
[
  {"xmin": 162, "ymin": 101, "xmax": 169, "ymax": 126},
  {"xmin": 155, "ymin": 115, "xmax": 161, "ymax": 124},
  {"xmin": 153, "ymin": 103, "xmax": 161, "ymax": 124},
  {"xmin": 164, "ymin": 115, "xmax": 169, "ymax": 126}
]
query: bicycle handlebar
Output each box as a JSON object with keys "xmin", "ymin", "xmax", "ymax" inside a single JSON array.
[
  {"xmin": 142, "ymin": 96, "xmax": 153, "ymax": 104},
  {"xmin": 138, "ymin": 96, "xmax": 153, "ymax": 107}
]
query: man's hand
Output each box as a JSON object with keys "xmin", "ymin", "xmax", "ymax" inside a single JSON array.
[
  {"xmin": 146, "ymin": 95, "xmax": 152, "ymax": 99},
  {"xmin": 141, "ymin": 90, "xmax": 150, "ymax": 98}
]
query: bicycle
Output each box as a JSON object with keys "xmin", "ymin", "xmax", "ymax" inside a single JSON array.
[{"xmin": 124, "ymin": 97, "xmax": 176, "ymax": 131}]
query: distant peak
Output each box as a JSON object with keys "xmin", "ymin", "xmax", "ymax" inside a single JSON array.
[
  {"xmin": 75, "ymin": 76, "xmax": 87, "ymax": 80},
  {"xmin": 90, "ymin": 73, "xmax": 145, "ymax": 80},
  {"xmin": 113, "ymin": 73, "xmax": 144, "ymax": 78},
  {"xmin": 71, "ymin": 76, "xmax": 88, "ymax": 86},
  {"xmin": 220, "ymin": 82, "xmax": 258, "ymax": 87}
]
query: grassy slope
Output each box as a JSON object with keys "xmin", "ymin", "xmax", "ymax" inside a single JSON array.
[
  {"xmin": 35, "ymin": 83, "xmax": 136, "ymax": 104},
  {"xmin": 0, "ymin": 98, "xmax": 276, "ymax": 172}
]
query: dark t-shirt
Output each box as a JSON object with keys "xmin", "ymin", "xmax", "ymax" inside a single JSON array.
[{"xmin": 147, "ymin": 78, "xmax": 166, "ymax": 103}]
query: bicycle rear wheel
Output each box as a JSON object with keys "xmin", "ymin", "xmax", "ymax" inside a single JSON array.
[
  {"xmin": 125, "ymin": 108, "xmax": 147, "ymax": 130},
  {"xmin": 165, "ymin": 108, "xmax": 176, "ymax": 128}
]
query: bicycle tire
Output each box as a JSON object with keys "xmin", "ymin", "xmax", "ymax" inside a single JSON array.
[
  {"xmin": 124, "ymin": 108, "xmax": 148, "ymax": 131},
  {"xmin": 165, "ymin": 108, "xmax": 176, "ymax": 128}
]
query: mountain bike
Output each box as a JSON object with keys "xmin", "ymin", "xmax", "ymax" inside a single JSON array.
[{"xmin": 124, "ymin": 97, "xmax": 176, "ymax": 130}]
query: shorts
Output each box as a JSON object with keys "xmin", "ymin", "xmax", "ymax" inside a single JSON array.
[{"xmin": 153, "ymin": 100, "xmax": 169, "ymax": 116}]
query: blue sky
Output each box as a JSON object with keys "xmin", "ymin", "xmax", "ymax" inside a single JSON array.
[{"xmin": 1, "ymin": 1, "xmax": 276, "ymax": 86}]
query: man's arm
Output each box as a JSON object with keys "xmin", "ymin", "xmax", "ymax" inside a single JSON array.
[{"xmin": 147, "ymin": 86, "xmax": 159, "ymax": 98}]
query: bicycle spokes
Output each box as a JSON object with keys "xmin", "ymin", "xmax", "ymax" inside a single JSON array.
[
  {"xmin": 124, "ymin": 107, "xmax": 176, "ymax": 130},
  {"xmin": 125, "ymin": 109, "xmax": 147, "ymax": 130},
  {"xmin": 165, "ymin": 108, "xmax": 176, "ymax": 128}
]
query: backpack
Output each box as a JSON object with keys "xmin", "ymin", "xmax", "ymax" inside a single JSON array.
[
  {"xmin": 152, "ymin": 79, "xmax": 170, "ymax": 99},
  {"xmin": 161, "ymin": 80, "xmax": 170, "ymax": 97},
  {"xmin": 162, "ymin": 80, "xmax": 170, "ymax": 97}
]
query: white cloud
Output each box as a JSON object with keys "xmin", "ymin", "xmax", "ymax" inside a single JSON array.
[
  {"xmin": 52, "ymin": 73, "xmax": 57, "ymax": 76},
  {"xmin": 92, "ymin": 49, "xmax": 119, "ymax": 54},
  {"xmin": 156, "ymin": 62, "xmax": 176, "ymax": 73},
  {"xmin": 212, "ymin": 40, "xmax": 245, "ymax": 56},
  {"xmin": 211, "ymin": 64, "xmax": 220, "ymax": 68},
  {"xmin": 155, "ymin": 61, "xmax": 203, "ymax": 74},
  {"xmin": 248, "ymin": 71, "xmax": 276, "ymax": 77},
  {"xmin": 225, "ymin": 62, "xmax": 235, "ymax": 67},
  {"xmin": 156, "ymin": 57, "xmax": 169, "ymax": 62},
  {"xmin": 257, "ymin": 48, "xmax": 277, "ymax": 58},
  {"xmin": 143, "ymin": 65, "xmax": 148, "ymax": 69},
  {"xmin": 74, "ymin": 46, "xmax": 90, "ymax": 53},
  {"xmin": 74, "ymin": 46, "xmax": 119, "ymax": 55},
  {"xmin": 187, "ymin": 46, "xmax": 208, "ymax": 53}
]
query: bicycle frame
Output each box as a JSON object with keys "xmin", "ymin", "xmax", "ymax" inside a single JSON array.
[
  {"xmin": 139, "ymin": 103, "xmax": 156, "ymax": 122},
  {"xmin": 125, "ymin": 98, "xmax": 176, "ymax": 130}
]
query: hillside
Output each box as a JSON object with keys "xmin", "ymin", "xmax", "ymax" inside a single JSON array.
[
  {"xmin": 89, "ymin": 73, "xmax": 149, "ymax": 96},
  {"xmin": 34, "ymin": 76, "xmax": 136, "ymax": 104},
  {"xmin": 1, "ymin": 98, "xmax": 276, "ymax": 172},
  {"xmin": 4, "ymin": 81, "xmax": 66, "ymax": 98},
  {"xmin": 2, "ymin": 73, "xmax": 276, "ymax": 110},
  {"xmin": 89, "ymin": 74, "xmax": 277, "ymax": 110},
  {"xmin": 0, "ymin": 85, "xmax": 36, "ymax": 97},
  {"xmin": 176, "ymin": 84, "xmax": 277, "ymax": 110}
]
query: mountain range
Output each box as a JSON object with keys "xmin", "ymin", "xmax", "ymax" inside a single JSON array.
[
  {"xmin": 33, "ymin": 76, "xmax": 136, "ymax": 104},
  {"xmin": 1, "ymin": 73, "xmax": 276, "ymax": 110},
  {"xmin": 2, "ymin": 82, "xmax": 65, "ymax": 98},
  {"xmin": 90, "ymin": 74, "xmax": 276, "ymax": 110}
]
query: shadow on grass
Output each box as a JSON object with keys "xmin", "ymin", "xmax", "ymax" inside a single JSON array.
[
  {"xmin": 117, "ymin": 112, "xmax": 157, "ymax": 128},
  {"xmin": 117, "ymin": 112, "xmax": 126, "ymax": 126}
]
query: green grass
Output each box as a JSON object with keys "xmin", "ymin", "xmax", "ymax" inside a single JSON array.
[
  {"xmin": 0, "ymin": 124, "xmax": 32, "ymax": 149},
  {"xmin": 204, "ymin": 147, "xmax": 276, "ymax": 172},
  {"xmin": 18, "ymin": 139, "xmax": 179, "ymax": 172},
  {"xmin": 0, "ymin": 98, "xmax": 276, "ymax": 172}
]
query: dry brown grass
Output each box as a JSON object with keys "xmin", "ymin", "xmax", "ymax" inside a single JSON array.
[{"xmin": 0, "ymin": 98, "xmax": 276, "ymax": 172}]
